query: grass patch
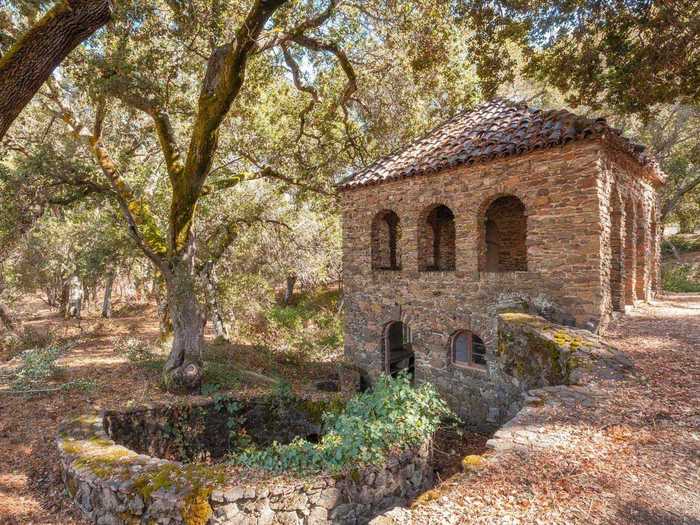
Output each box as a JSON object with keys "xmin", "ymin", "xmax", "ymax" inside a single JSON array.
[
  {"xmin": 662, "ymin": 263, "xmax": 700, "ymax": 292},
  {"xmin": 662, "ymin": 233, "xmax": 700, "ymax": 255},
  {"xmin": 264, "ymin": 288, "xmax": 343, "ymax": 358}
]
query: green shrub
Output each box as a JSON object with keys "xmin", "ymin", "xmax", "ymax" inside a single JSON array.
[
  {"xmin": 662, "ymin": 264, "xmax": 700, "ymax": 292},
  {"xmin": 3, "ymin": 326, "xmax": 56, "ymax": 359},
  {"xmin": 11, "ymin": 346, "xmax": 62, "ymax": 390},
  {"xmin": 264, "ymin": 289, "xmax": 344, "ymax": 357},
  {"xmin": 202, "ymin": 360, "xmax": 240, "ymax": 392},
  {"xmin": 114, "ymin": 336, "xmax": 156, "ymax": 363},
  {"xmin": 9, "ymin": 342, "xmax": 96, "ymax": 394},
  {"xmin": 232, "ymin": 373, "xmax": 454, "ymax": 473},
  {"xmin": 662, "ymin": 234, "xmax": 700, "ymax": 255}
]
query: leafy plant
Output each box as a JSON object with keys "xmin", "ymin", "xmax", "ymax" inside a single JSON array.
[
  {"xmin": 232, "ymin": 373, "xmax": 454, "ymax": 473},
  {"xmin": 114, "ymin": 337, "xmax": 156, "ymax": 363},
  {"xmin": 662, "ymin": 264, "xmax": 700, "ymax": 292},
  {"xmin": 7, "ymin": 341, "xmax": 97, "ymax": 395},
  {"xmin": 11, "ymin": 345, "xmax": 62, "ymax": 390},
  {"xmin": 3, "ymin": 326, "xmax": 57, "ymax": 360},
  {"xmin": 661, "ymin": 234, "xmax": 700, "ymax": 255},
  {"xmin": 202, "ymin": 360, "xmax": 240, "ymax": 391}
]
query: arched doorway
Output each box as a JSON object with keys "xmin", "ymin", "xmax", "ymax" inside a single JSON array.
[
  {"xmin": 383, "ymin": 321, "xmax": 414, "ymax": 378},
  {"xmin": 610, "ymin": 187, "xmax": 624, "ymax": 311}
]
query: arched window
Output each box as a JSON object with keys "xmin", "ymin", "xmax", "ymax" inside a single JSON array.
[
  {"xmin": 451, "ymin": 331, "xmax": 486, "ymax": 368},
  {"xmin": 371, "ymin": 210, "xmax": 401, "ymax": 270},
  {"xmin": 383, "ymin": 321, "xmax": 414, "ymax": 377},
  {"xmin": 418, "ymin": 204, "xmax": 456, "ymax": 271},
  {"xmin": 481, "ymin": 196, "xmax": 527, "ymax": 272}
]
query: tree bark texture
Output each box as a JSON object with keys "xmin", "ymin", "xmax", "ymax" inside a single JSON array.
[
  {"xmin": 65, "ymin": 275, "xmax": 83, "ymax": 319},
  {"xmin": 0, "ymin": 0, "xmax": 113, "ymax": 139},
  {"xmin": 283, "ymin": 274, "xmax": 297, "ymax": 305},
  {"xmin": 101, "ymin": 270, "xmax": 115, "ymax": 318},
  {"xmin": 202, "ymin": 261, "xmax": 228, "ymax": 340},
  {"xmin": 162, "ymin": 252, "xmax": 206, "ymax": 393}
]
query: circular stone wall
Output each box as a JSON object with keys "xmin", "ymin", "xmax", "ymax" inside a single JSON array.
[{"xmin": 57, "ymin": 397, "xmax": 434, "ymax": 525}]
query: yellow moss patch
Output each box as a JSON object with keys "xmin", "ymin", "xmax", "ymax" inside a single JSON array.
[
  {"xmin": 181, "ymin": 487, "xmax": 213, "ymax": 525},
  {"xmin": 73, "ymin": 448, "xmax": 133, "ymax": 478},
  {"xmin": 89, "ymin": 436, "xmax": 114, "ymax": 447},
  {"xmin": 411, "ymin": 488, "xmax": 441, "ymax": 508},
  {"xmin": 134, "ymin": 463, "xmax": 226, "ymax": 502},
  {"xmin": 461, "ymin": 455, "xmax": 484, "ymax": 472},
  {"xmin": 60, "ymin": 439, "xmax": 84, "ymax": 455}
]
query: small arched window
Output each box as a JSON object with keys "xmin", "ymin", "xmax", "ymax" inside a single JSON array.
[
  {"xmin": 419, "ymin": 204, "xmax": 456, "ymax": 271},
  {"xmin": 371, "ymin": 210, "xmax": 401, "ymax": 270},
  {"xmin": 451, "ymin": 331, "xmax": 486, "ymax": 368},
  {"xmin": 481, "ymin": 195, "xmax": 527, "ymax": 272}
]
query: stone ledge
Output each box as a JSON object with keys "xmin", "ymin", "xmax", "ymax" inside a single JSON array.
[{"xmin": 58, "ymin": 409, "xmax": 435, "ymax": 525}]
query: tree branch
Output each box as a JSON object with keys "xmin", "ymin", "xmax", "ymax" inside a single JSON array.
[
  {"xmin": 662, "ymin": 170, "xmax": 700, "ymax": 219},
  {"xmin": 282, "ymin": 43, "xmax": 319, "ymax": 141},
  {"xmin": 171, "ymin": 0, "xmax": 289, "ymax": 254},
  {"xmin": 0, "ymin": 0, "xmax": 113, "ymax": 139}
]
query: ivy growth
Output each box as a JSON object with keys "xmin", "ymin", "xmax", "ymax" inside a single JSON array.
[{"xmin": 231, "ymin": 373, "xmax": 454, "ymax": 473}]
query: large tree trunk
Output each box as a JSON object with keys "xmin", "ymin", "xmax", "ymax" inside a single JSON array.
[
  {"xmin": 0, "ymin": 0, "xmax": 113, "ymax": 140},
  {"xmin": 59, "ymin": 279, "xmax": 69, "ymax": 317},
  {"xmin": 283, "ymin": 274, "xmax": 297, "ymax": 305},
  {"xmin": 65, "ymin": 275, "xmax": 84, "ymax": 319},
  {"xmin": 201, "ymin": 261, "xmax": 228, "ymax": 340},
  {"xmin": 101, "ymin": 269, "xmax": 115, "ymax": 318},
  {"xmin": 153, "ymin": 274, "xmax": 173, "ymax": 342},
  {"xmin": 162, "ymin": 255, "xmax": 205, "ymax": 393},
  {"xmin": 0, "ymin": 273, "xmax": 15, "ymax": 333}
]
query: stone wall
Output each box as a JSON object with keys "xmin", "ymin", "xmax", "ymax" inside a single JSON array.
[
  {"xmin": 102, "ymin": 396, "xmax": 326, "ymax": 463},
  {"xmin": 596, "ymin": 144, "xmax": 662, "ymax": 325},
  {"xmin": 58, "ymin": 407, "xmax": 434, "ymax": 525},
  {"xmin": 340, "ymin": 139, "xmax": 660, "ymax": 428}
]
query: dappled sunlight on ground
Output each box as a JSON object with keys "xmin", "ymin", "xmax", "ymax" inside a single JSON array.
[
  {"xmin": 0, "ymin": 294, "xmax": 698, "ymax": 523},
  {"xmin": 408, "ymin": 293, "xmax": 700, "ymax": 524}
]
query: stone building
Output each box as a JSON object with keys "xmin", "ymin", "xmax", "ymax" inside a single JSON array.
[{"xmin": 338, "ymin": 99, "xmax": 665, "ymax": 426}]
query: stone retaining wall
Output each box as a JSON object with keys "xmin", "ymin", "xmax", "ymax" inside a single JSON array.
[{"xmin": 58, "ymin": 411, "xmax": 434, "ymax": 525}]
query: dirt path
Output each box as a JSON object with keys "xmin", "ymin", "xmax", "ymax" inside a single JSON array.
[
  {"xmin": 1, "ymin": 295, "xmax": 699, "ymax": 524},
  {"xmin": 0, "ymin": 300, "xmax": 171, "ymax": 524},
  {"xmin": 408, "ymin": 293, "xmax": 700, "ymax": 524}
]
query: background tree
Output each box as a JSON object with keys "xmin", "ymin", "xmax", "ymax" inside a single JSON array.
[
  {"xmin": 459, "ymin": 0, "xmax": 700, "ymax": 115},
  {"xmin": 34, "ymin": 0, "xmax": 478, "ymax": 392}
]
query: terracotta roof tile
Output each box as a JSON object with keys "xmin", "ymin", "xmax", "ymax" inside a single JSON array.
[{"xmin": 339, "ymin": 98, "xmax": 663, "ymax": 190}]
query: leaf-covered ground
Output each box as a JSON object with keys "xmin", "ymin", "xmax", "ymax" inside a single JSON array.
[
  {"xmin": 0, "ymin": 293, "xmax": 698, "ymax": 524},
  {"xmin": 406, "ymin": 293, "xmax": 700, "ymax": 525}
]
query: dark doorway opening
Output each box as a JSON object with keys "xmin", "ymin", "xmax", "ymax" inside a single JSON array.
[{"xmin": 384, "ymin": 321, "xmax": 414, "ymax": 379}]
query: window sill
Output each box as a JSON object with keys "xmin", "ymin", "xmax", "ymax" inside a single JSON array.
[{"xmin": 452, "ymin": 362, "xmax": 487, "ymax": 373}]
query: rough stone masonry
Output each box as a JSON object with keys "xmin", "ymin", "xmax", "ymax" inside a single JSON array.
[{"xmin": 338, "ymin": 98, "xmax": 665, "ymax": 428}]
